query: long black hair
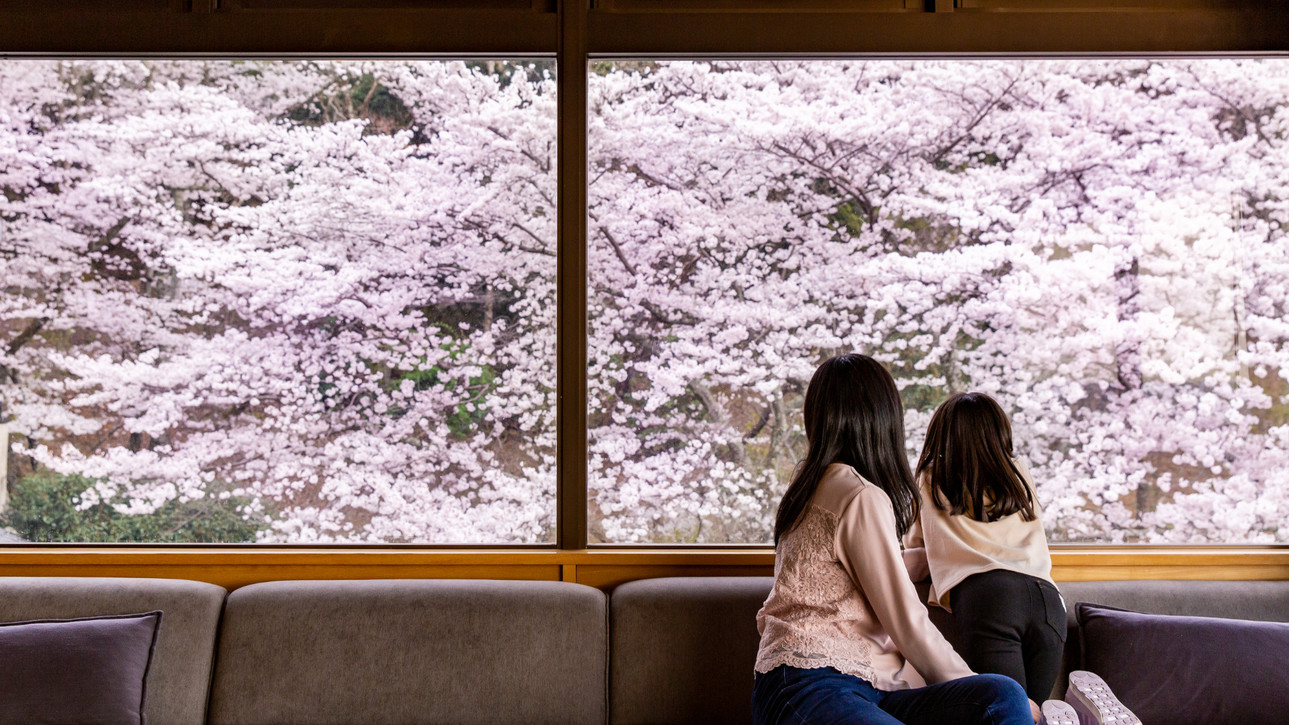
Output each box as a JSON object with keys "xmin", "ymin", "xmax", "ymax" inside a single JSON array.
[
  {"xmin": 773, "ymin": 353, "xmax": 917, "ymax": 545},
  {"xmin": 915, "ymin": 392, "xmax": 1036, "ymax": 523}
]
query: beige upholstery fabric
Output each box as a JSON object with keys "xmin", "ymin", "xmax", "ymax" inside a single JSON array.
[
  {"xmin": 610, "ymin": 576, "xmax": 772, "ymax": 725},
  {"xmin": 0, "ymin": 576, "xmax": 227, "ymax": 725},
  {"xmin": 1059, "ymin": 579, "xmax": 1289, "ymax": 623},
  {"xmin": 207, "ymin": 578, "xmax": 607, "ymax": 725}
]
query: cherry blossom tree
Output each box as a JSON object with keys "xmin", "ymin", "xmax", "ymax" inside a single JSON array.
[
  {"xmin": 2, "ymin": 58, "xmax": 1285, "ymax": 544},
  {"xmin": 2, "ymin": 60, "xmax": 557, "ymax": 542},
  {"xmin": 587, "ymin": 59, "xmax": 1289, "ymax": 544}
]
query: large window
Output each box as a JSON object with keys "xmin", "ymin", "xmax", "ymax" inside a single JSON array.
[
  {"xmin": 0, "ymin": 59, "xmax": 557, "ymax": 543},
  {"xmin": 588, "ymin": 59, "xmax": 1289, "ymax": 545},
  {"xmin": 0, "ymin": 2, "xmax": 1286, "ymax": 560}
]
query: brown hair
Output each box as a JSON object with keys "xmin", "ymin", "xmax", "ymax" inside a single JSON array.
[{"xmin": 915, "ymin": 392, "xmax": 1035, "ymax": 523}]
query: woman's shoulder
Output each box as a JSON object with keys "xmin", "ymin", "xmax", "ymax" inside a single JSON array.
[
  {"xmin": 820, "ymin": 462, "xmax": 868, "ymax": 491},
  {"xmin": 816, "ymin": 463, "xmax": 890, "ymax": 512}
]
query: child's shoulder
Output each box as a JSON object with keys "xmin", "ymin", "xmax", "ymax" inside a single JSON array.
[{"xmin": 1011, "ymin": 457, "xmax": 1037, "ymax": 488}]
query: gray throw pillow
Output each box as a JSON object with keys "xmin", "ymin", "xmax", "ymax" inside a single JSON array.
[
  {"xmin": 0, "ymin": 610, "xmax": 162, "ymax": 725},
  {"xmin": 1076, "ymin": 601, "xmax": 1289, "ymax": 725}
]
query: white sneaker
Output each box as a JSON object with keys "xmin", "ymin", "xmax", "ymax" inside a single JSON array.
[
  {"xmin": 1040, "ymin": 699, "xmax": 1079, "ymax": 725},
  {"xmin": 1065, "ymin": 670, "xmax": 1141, "ymax": 725}
]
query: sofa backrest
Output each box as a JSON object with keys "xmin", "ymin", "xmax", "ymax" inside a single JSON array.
[
  {"xmin": 608, "ymin": 576, "xmax": 1289, "ymax": 721},
  {"xmin": 0, "ymin": 576, "xmax": 227, "ymax": 725},
  {"xmin": 609, "ymin": 576, "xmax": 771, "ymax": 725},
  {"xmin": 205, "ymin": 578, "xmax": 608, "ymax": 725},
  {"xmin": 5, "ymin": 574, "xmax": 1287, "ymax": 724},
  {"xmin": 1059, "ymin": 579, "xmax": 1289, "ymax": 623}
]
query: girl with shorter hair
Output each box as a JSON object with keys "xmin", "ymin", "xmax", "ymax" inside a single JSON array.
[
  {"xmin": 904, "ymin": 392, "xmax": 1078, "ymax": 723},
  {"xmin": 752, "ymin": 356, "xmax": 1036, "ymax": 725}
]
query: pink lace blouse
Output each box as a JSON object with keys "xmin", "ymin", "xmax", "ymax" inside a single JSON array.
[{"xmin": 754, "ymin": 464, "xmax": 973, "ymax": 690}]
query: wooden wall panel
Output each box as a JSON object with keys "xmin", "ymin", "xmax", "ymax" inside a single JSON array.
[
  {"xmin": 1, "ymin": 1, "xmax": 1283, "ymax": 53},
  {"xmin": 225, "ymin": 1, "xmax": 552, "ymax": 10},
  {"xmin": 0, "ymin": 549, "xmax": 566, "ymax": 590},
  {"xmin": 1, "ymin": 548, "xmax": 1285, "ymax": 591},
  {"xmin": 0, "ymin": 6, "xmax": 558, "ymax": 54},
  {"xmin": 959, "ymin": 0, "xmax": 1267, "ymax": 9},
  {"xmin": 594, "ymin": 0, "xmax": 915, "ymax": 12},
  {"xmin": 597, "ymin": 0, "xmax": 1271, "ymax": 10},
  {"xmin": 0, "ymin": 0, "xmax": 184, "ymax": 9},
  {"xmin": 586, "ymin": 7, "xmax": 1289, "ymax": 54}
]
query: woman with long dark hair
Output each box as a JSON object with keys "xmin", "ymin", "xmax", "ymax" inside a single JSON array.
[{"xmin": 752, "ymin": 354, "xmax": 1036, "ymax": 724}]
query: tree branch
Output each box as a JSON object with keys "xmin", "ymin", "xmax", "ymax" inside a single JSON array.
[
  {"xmin": 5, "ymin": 317, "xmax": 48, "ymax": 357},
  {"xmin": 598, "ymin": 225, "xmax": 639, "ymax": 277},
  {"xmin": 689, "ymin": 381, "xmax": 752, "ymax": 470}
]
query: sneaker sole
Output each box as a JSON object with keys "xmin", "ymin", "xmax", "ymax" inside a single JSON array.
[
  {"xmin": 1040, "ymin": 699, "xmax": 1080, "ymax": 725},
  {"xmin": 1065, "ymin": 670, "xmax": 1141, "ymax": 725}
]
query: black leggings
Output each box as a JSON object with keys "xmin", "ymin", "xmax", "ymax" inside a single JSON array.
[{"xmin": 949, "ymin": 569, "xmax": 1067, "ymax": 702}]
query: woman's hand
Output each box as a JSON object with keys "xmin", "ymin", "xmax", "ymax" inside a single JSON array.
[{"xmin": 1029, "ymin": 698, "xmax": 1041, "ymax": 723}]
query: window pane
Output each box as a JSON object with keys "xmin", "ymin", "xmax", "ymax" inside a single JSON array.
[
  {"xmin": 587, "ymin": 59, "xmax": 1289, "ymax": 544},
  {"xmin": 0, "ymin": 59, "xmax": 556, "ymax": 543}
]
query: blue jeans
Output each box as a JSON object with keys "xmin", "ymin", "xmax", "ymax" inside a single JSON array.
[{"xmin": 752, "ymin": 665, "xmax": 1031, "ymax": 725}]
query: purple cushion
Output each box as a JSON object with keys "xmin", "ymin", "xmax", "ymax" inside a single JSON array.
[
  {"xmin": 1077, "ymin": 602, "xmax": 1289, "ymax": 725},
  {"xmin": 0, "ymin": 610, "xmax": 162, "ymax": 725}
]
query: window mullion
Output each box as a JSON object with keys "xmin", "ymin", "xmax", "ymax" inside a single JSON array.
[{"xmin": 556, "ymin": 0, "xmax": 590, "ymax": 551}]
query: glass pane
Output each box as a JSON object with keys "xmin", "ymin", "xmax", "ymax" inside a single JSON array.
[
  {"xmin": 0, "ymin": 59, "xmax": 556, "ymax": 543},
  {"xmin": 587, "ymin": 59, "xmax": 1289, "ymax": 544}
]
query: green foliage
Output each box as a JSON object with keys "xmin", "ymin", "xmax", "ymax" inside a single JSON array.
[
  {"xmin": 440, "ymin": 361, "xmax": 496, "ymax": 439},
  {"xmin": 900, "ymin": 383, "xmax": 950, "ymax": 414},
  {"xmin": 286, "ymin": 73, "xmax": 414, "ymax": 135},
  {"xmin": 589, "ymin": 60, "xmax": 660, "ymax": 78},
  {"xmin": 465, "ymin": 60, "xmax": 554, "ymax": 88},
  {"xmin": 384, "ymin": 337, "xmax": 498, "ymax": 439},
  {"xmin": 827, "ymin": 201, "xmax": 866, "ymax": 238},
  {"xmin": 1, "ymin": 470, "xmax": 261, "ymax": 543},
  {"xmin": 892, "ymin": 213, "xmax": 962, "ymax": 255}
]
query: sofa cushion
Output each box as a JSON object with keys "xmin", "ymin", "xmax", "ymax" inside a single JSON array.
[
  {"xmin": 207, "ymin": 578, "xmax": 608, "ymax": 725},
  {"xmin": 0, "ymin": 611, "xmax": 161, "ymax": 725},
  {"xmin": 0, "ymin": 577, "xmax": 228, "ymax": 725},
  {"xmin": 1052, "ymin": 579, "xmax": 1289, "ymax": 700},
  {"xmin": 1077, "ymin": 601, "xmax": 1289, "ymax": 725},
  {"xmin": 610, "ymin": 576, "xmax": 773, "ymax": 725}
]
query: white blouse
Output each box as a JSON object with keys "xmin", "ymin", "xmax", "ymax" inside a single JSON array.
[{"xmin": 904, "ymin": 460, "xmax": 1056, "ymax": 612}]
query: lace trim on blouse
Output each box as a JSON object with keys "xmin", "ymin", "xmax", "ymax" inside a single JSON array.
[{"xmin": 754, "ymin": 503, "xmax": 876, "ymax": 682}]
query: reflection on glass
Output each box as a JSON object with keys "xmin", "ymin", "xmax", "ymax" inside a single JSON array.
[
  {"xmin": 588, "ymin": 59, "xmax": 1289, "ymax": 544},
  {"xmin": 0, "ymin": 60, "xmax": 557, "ymax": 543}
]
